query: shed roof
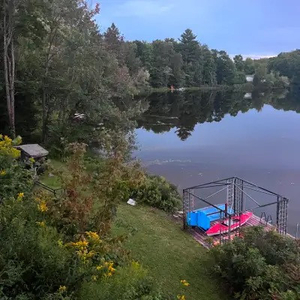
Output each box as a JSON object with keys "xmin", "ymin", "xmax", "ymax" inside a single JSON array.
[{"xmin": 17, "ymin": 144, "xmax": 49, "ymax": 158}]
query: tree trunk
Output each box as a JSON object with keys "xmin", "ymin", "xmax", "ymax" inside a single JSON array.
[{"xmin": 3, "ymin": 0, "xmax": 16, "ymax": 138}]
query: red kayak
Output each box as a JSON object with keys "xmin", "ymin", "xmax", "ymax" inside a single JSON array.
[{"xmin": 206, "ymin": 211, "xmax": 253, "ymax": 236}]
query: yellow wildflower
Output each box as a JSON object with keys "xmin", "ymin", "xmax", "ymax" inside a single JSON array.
[
  {"xmin": 4, "ymin": 135, "xmax": 12, "ymax": 144},
  {"xmin": 36, "ymin": 221, "xmax": 46, "ymax": 227},
  {"xmin": 29, "ymin": 157, "xmax": 35, "ymax": 163},
  {"xmin": 37, "ymin": 200, "xmax": 48, "ymax": 212},
  {"xmin": 92, "ymin": 275, "xmax": 98, "ymax": 281},
  {"xmin": 96, "ymin": 265, "xmax": 103, "ymax": 271},
  {"xmin": 131, "ymin": 261, "xmax": 140, "ymax": 269},
  {"xmin": 0, "ymin": 170, "xmax": 6, "ymax": 176},
  {"xmin": 0, "ymin": 134, "xmax": 3, "ymax": 139},
  {"xmin": 108, "ymin": 264, "xmax": 116, "ymax": 273},
  {"xmin": 58, "ymin": 240, "xmax": 64, "ymax": 247},
  {"xmin": 180, "ymin": 280, "xmax": 190, "ymax": 287},
  {"xmin": 17, "ymin": 192, "xmax": 24, "ymax": 201},
  {"xmin": 58, "ymin": 285, "xmax": 67, "ymax": 293},
  {"xmin": 71, "ymin": 240, "xmax": 89, "ymax": 249},
  {"xmin": 177, "ymin": 295, "xmax": 186, "ymax": 300},
  {"xmin": 85, "ymin": 231, "xmax": 100, "ymax": 242}
]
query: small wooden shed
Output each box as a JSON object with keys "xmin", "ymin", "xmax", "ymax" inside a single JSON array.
[{"xmin": 16, "ymin": 144, "xmax": 49, "ymax": 160}]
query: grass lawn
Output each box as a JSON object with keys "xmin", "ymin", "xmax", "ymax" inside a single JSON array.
[
  {"xmin": 113, "ymin": 204, "xmax": 227, "ymax": 300},
  {"xmin": 39, "ymin": 159, "xmax": 65, "ymax": 188}
]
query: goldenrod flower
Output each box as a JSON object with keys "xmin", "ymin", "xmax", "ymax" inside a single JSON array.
[
  {"xmin": 17, "ymin": 192, "xmax": 24, "ymax": 201},
  {"xmin": 92, "ymin": 275, "xmax": 98, "ymax": 281},
  {"xmin": 0, "ymin": 170, "xmax": 6, "ymax": 176},
  {"xmin": 38, "ymin": 200, "xmax": 48, "ymax": 212},
  {"xmin": 0, "ymin": 134, "xmax": 3, "ymax": 139},
  {"xmin": 177, "ymin": 295, "xmax": 186, "ymax": 300},
  {"xmin": 96, "ymin": 265, "xmax": 103, "ymax": 271},
  {"xmin": 29, "ymin": 157, "xmax": 35, "ymax": 163},
  {"xmin": 108, "ymin": 264, "xmax": 115, "ymax": 273},
  {"xmin": 36, "ymin": 221, "xmax": 46, "ymax": 227},
  {"xmin": 4, "ymin": 135, "xmax": 12, "ymax": 144},
  {"xmin": 58, "ymin": 285, "xmax": 67, "ymax": 293},
  {"xmin": 180, "ymin": 280, "xmax": 190, "ymax": 287},
  {"xmin": 71, "ymin": 240, "xmax": 89, "ymax": 249},
  {"xmin": 85, "ymin": 231, "xmax": 100, "ymax": 242}
]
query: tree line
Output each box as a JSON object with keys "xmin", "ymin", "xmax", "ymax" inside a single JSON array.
[
  {"xmin": 134, "ymin": 29, "xmax": 251, "ymax": 88},
  {"xmin": 132, "ymin": 29, "xmax": 291, "ymax": 89},
  {"xmin": 0, "ymin": 0, "xmax": 294, "ymax": 146}
]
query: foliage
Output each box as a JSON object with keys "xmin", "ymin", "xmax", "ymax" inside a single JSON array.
[
  {"xmin": 0, "ymin": 134, "xmax": 33, "ymax": 200},
  {"xmin": 43, "ymin": 141, "xmax": 145, "ymax": 236},
  {"xmin": 79, "ymin": 261, "xmax": 166, "ymax": 300},
  {"xmin": 1, "ymin": 0, "xmax": 148, "ymax": 147},
  {"xmin": 210, "ymin": 227, "xmax": 300, "ymax": 300},
  {"xmin": 269, "ymin": 50, "xmax": 300, "ymax": 85},
  {"xmin": 132, "ymin": 175, "xmax": 181, "ymax": 213},
  {"xmin": 0, "ymin": 138, "xmax": 164, "ymax": 299}
]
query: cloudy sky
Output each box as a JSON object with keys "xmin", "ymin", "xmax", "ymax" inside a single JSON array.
[{"xmin": 95, "ymin": 0, "xmax": 300, "ymax": 58}]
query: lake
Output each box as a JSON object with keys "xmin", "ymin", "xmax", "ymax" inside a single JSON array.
[{"xmin": 135, "ymin": 88, "xmax": 300, "ymax": 235}]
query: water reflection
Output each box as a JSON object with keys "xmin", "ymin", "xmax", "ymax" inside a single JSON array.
[
  {"xmin": 136, "ymin": 87, "xmax": 300, "ymax": 233},
  {"xmin": 137, "ymin": 88, "xmax": 299, "ymax": 141}
]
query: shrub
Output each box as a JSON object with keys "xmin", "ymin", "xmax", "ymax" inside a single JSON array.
[
  {"xmin": 0, "ymin": 135, "xmax": 33, "ymax": 201},
  {"xmin": 0, "ymin": 136, "xmax": 164, "ymax": 299},
  {"xmin": 132, "ymin": 175, "xmax": 181, "ymax": 213},
  {"xmin": 210, "ymin": 227, "xmax": 300, "ymax": 300},
  {"xmin": 79, "ymin": 261, "xmax": 166, "ymax": 300}
]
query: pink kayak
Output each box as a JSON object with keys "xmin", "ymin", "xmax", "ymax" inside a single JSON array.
[{"xmin": 206, "ymin": 211, "xmax": 253, "ymax": 236}]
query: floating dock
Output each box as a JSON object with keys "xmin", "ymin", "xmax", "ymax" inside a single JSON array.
[
  {"xmin": 182, "ymin": 177, "xmax": 294, "ymax": 248},
  {"xmin": 189, "ymin": 214, "xmax": 275, "ymax": 249}
]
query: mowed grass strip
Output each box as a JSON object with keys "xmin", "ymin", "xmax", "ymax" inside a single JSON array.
[{"xmin": 113, "ymin": 204, "xmax": 227, "ymax": 300}]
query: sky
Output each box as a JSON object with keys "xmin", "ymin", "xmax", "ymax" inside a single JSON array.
[{"xmin": 94, "ymin": 0, "xmax": 300, "ymax": 58}]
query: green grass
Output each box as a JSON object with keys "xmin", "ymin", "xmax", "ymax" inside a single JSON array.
[
  {"xmin": 39, "ymin": 159, "xmax": 65, "ymax": 188},
  {"xmin": 113, "ymin": 204, "xmax": 227, "ymax": 300}
]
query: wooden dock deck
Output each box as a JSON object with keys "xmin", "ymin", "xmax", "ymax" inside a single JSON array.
[{"xmin": 189, "ymin": 214, "xmax": 276, "ymax": 249}]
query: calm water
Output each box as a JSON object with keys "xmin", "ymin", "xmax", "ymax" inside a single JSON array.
[{"xmin": 135, "ymin": 88, "xmax": 300, "ymax": 235}]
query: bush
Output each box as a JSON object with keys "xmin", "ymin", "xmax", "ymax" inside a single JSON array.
[
  {"xmin": 0, "ymin": 136, "xmax": 166, "ymax": 299},
  {"xmin": 79, "ymin": 261, "xmax": 166, "ymax": 300},
  {"xmin": 132, "ymin": 175, "xmax": 181, "ymax": 213},
  {"xmin": 0, "ymin": 135, "xmax": 33, "ymax": 201},
  {"xmin": 210, "ymin": 227, "xmax": 300, "ymax": 300}
]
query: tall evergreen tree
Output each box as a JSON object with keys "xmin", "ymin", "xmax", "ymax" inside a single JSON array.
[{"xmin": 179, "ymin": 29, "xmax": 203, "ymax": 86}]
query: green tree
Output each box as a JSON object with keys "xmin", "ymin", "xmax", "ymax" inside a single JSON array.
[
  {"xmin": 244, "ymin": 57, "xmax": 255, "ymax": 74},
  {"xmin": 215, "ymin": 50, "xmax": 236, "ymax": 85},
  {"xmin": 179, "ymin": 29, "xmax": 203, "ymax": 86},
  {"xmin": 202, "ymin": 46, "xmax": 217, "ymax": 85},
  {"xmin": 233, "ymin": 54, "xmax": 244, "ymax": 72}
]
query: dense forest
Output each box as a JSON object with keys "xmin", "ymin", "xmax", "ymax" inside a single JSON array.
[{"xmin": 133, "ymin": 30, "xmax": 292, "ymax": 89}]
